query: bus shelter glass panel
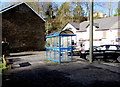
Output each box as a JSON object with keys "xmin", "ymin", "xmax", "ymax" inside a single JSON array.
[
  {"xmin": 60, "ymin": 36, "xmax": 72, "ymax": 62},
  {"xmin": 46, "ymin": 30, "xmax": 76, "ymax": 63}
]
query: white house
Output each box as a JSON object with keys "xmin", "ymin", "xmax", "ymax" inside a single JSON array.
[
  {"xmin": 63, "ymin": 16, "xmax": 120, "ymax": 50},
  {"xmin": 63, "ymin": 22, "xmax": 80, "ymax": 45}
]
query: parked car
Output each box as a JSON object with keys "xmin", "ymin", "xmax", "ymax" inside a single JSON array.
[
  {"xmin": 80, "ymin": 45, "xmax": 120, "ymax": 62},
  {"xmin": 68, "ymin": 46, "xmax": 81, "ymax": 56}
]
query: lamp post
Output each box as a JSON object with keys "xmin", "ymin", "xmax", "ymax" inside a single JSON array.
[{"xmin": 89, "ymin": 0, "xmax": 94, "ymax": 63}]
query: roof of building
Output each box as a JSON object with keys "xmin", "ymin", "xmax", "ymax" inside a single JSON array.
[
  {"xmin": 46, "ymin": 30, "xmax": 76, "ymax": 38},
  {"xmin": 69, "ymin": 22, "xmax": 80, "ymax": 30},
  {"xmin": 0, "ymin": 2, "xmax": 46, "ymax": 22},
  {"xmin": 94, "ymin": 16, "xmax": 120, "ymax": 30},
  {"xmin": 67, "ymin": 16, "xmax": 120, "ymax": 31}
]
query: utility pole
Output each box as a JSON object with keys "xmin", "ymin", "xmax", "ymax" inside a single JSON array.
[{"xmin": 89, "ymin": 0, "xmax": 94, "ymax": 63}]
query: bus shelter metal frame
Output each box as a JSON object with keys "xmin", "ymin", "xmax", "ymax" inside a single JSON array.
[{"xmin": 46, "ymin": 30, "xmax": 76, "ymax": 63}]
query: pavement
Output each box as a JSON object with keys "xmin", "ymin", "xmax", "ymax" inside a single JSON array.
[{"xmin": 2, "ymin": 51, "xmax": 120, "ymax": 87}]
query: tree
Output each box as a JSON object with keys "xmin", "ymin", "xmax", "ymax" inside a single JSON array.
[
  {"xmin": 43, "ymin": 2, "xmax": 58, "ymax": 19},
  {"xmin": 73, "ymin": 3, "xmax": 84, "ymax": 17},
  {"xmin": 114, "ymin": 1, "xmax": 120, "ymax": 16},
  {"xmin": 26, "ymin": 2, "xmax": 41, "ymax": 14},
  {"xmin": 114, "ymin": 8, "xmax": 120, "ymax": 16},
  {"xmin": 41, "ymin": 2, "xmax": 59, "ymax": 33},
  {"xmin": 56, "ymin": 2, "xmax": 72, "ymax": 31},
  {"xmin": 106, "ymin": 2, "xmax": 113, "ymax": 17},
  {"xmin": 80, "ymin": 1, "xmax": 90, "ymax": 19},
  {"xmin": 95, "ymin": 2, "xmax": 117, "ymax": 17},
  {"xmin": 72, "ymin": 2, "xmax": 86, "ymax": 23}
]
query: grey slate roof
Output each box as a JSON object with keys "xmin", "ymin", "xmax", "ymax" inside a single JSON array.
[
  {"xmin": 94, "ymin": 16, "xmax": 120, "ymax": 30},
  {"xmin": 68, "ymin": 16, "xmax": 120, "ymax": 31},
  {"xmin": 69, "ymin": 22, "xmax": 80, "ymax": 30}
]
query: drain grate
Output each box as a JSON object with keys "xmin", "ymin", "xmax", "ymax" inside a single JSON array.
[{"xmin": 19, "ymin": 62, "xmax": 31, "ymax": 67}]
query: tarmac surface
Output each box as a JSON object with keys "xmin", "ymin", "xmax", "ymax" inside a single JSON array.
[{"xmin": 2, "ymin": 51, "xmax": 120, "ymax": 87}]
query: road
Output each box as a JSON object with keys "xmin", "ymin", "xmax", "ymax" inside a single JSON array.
[{"xmin": 2, "ymin": 51, "xmax": 120, "ymax": 87}]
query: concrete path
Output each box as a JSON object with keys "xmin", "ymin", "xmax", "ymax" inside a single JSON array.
[{"xmin": 6, "ymin": 51, "xmax": 46, "ymax": 67}]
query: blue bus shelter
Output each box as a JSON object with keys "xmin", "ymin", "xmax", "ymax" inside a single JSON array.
[{"xmin": 46, "ymin": 30, "xmax": 76, "ymax": 63}]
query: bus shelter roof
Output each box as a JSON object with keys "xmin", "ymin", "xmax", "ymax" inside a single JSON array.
[{"xmin": 46, "ymin": 30, "xmax": 76, "ymax": 38}]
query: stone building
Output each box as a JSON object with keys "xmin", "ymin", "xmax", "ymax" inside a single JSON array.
[{"xmin": 0, "ymin": 2, "xmax": 45, "ymax": 52}]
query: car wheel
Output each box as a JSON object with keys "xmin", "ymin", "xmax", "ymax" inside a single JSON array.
[
  {"xmin": 85, "ymin": 55, "xmax": 90, "ymax": 60},
  {"xmin": 117, "ymin": 56, "xmax": 120, "ymax": 62}
]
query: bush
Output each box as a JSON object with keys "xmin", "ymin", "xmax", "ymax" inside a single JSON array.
[{"xmin": 0, "ymin": 56, "xmax": 11, "ymax": 75}]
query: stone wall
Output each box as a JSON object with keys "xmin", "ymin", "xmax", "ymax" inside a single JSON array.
[{"xmin": 2, "ymin": 3, "xmax": 45, "ymax": 52}]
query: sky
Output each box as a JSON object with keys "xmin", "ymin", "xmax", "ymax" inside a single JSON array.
[
  {"xmin": 0, "ymin": 0, "xmax": 120, "ymax": 2},
  {"xmin": 0, "ymin": 0, "xmax": 119, "ymax": 16}
]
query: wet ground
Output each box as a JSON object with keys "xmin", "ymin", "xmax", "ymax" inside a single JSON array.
[{"xmin": 2, "ymin": 51, "xmax": 120, "ymax": 87}]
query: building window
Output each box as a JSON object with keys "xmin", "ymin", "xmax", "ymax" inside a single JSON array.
[
  {"xmin": 116, "ymin": 38, "xmax": 120, "ymax": 42},
  {"xmin": 103, "ymin": 32, "xmax": 106, "ymax": 39}
]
